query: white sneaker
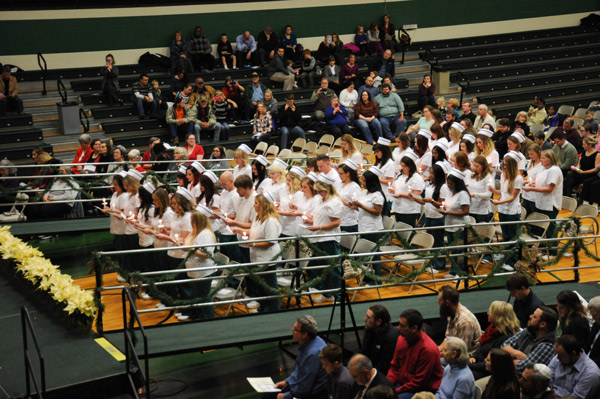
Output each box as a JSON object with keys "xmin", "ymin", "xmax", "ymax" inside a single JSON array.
[
  {"xmin": 444, "ymin": 273, "xmax": 457, "ymax": 279},
  {"xmin": 428, "ymin": 267, "xmax": 440, "ymax": 274},
  {"xmin": 155, "ymin": 303, "xmax": 166, "ymax": 309},
  {"xmin": 176, "ymin": 314, "xmax": 189, "ymax": 321},
  {"xmin": 539, "ymin": 254, "xmax": 551, "ymax": 261},
  {"xmin": 246, "ymin": 300, "xmax": 260, "ymax": 309},
  {"xmin": 480, "ymin": 258, "xmax": 492, "ymax": 264},
  {"xmin": 116, "ymin": 275, "xmax": 126, "ymax": 283},
  {"xmin": 233, "ymin": 66, "xmax": 238, "ymax": 69},
  {"xmin": 312, "ymin": 295, "xmax": 334, "ymax": 303},
  {"xmin": 224, "ymin": 65, "xmax": 229, "ymax": 70},
  {"xmin": 175, "ymin": 312, "xmax": 182, "ymax": 317},
  {"xmin": 140, "ymin": 293, "xmax": 152, "ymax": 300},
  {"xmin": 501, "ymin": 264, "xmax": 515, "ymax": 272},
  {"xmin": 493, "ymin": 254, "xmax": 502, "ymax": 261}
]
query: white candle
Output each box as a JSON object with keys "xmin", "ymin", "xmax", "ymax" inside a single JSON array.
[
  {"xmin": 242, "ymin": 231, "xmax": 248, "ymax": 240},
  {"xmin": 441, "ymin": 201, "xmax": 446, "ymax": 209},
  {"xmin": 302, "ymin": 211, "xmax": 308, "ymax": 221},
  {"xmin": 174, "ymin": 233, "xmax": 179, "ymax": 243},
  {"xmin": 223, "ymin": 213, "xmax": 227, "ymax": 219},
  {"xmin": 102, "ymin": 197, "xmax": 107, "ymax": 206},
  {"xmin": 351, "ymin": 193, "xmax": 358, "ymax": 202},
  {"xmin": 288, "ymin": 194, "xmax": 293, "ymax": 202},
  {"xmin": 158, "ymin": 219, "xmax": 164, "ymax": 229}
]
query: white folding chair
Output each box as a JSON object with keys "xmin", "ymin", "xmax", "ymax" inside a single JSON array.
[{"xmin": 350, "ymin": 239, "xmax": 381, "ymax": 301}]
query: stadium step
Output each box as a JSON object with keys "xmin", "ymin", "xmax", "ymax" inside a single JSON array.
[
  {"xmin": 0, "ymin": 140, "xmax": 53, "ymax": 161},
  {"xmin": 492, "ymin": 92, "xmax": 600, "ymax": 119},
  {"xmin": 0, "ymin": 127, "xmax": 44, "ymax": 145},
  {"xmin": 0, "ymin": 114, "xmax": 33, "ymax": 128}
]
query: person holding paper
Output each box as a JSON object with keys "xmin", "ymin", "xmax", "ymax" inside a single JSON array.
[{"xmin": 264, "ymin": 315, "xmax": 328, "ymax": 399}]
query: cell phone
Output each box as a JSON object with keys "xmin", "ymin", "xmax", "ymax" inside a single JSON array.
[{"xmin": 326, "ymin": 35, "xmax": 332, "ymax": 44}]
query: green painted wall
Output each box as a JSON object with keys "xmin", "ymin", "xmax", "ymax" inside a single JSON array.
[{"xmin": 1, "ymin": 0, "xmax": 598, "ymax": 55}]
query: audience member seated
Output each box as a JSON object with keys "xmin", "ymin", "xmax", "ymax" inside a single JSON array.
[
  {"xmin": 437, "ymin": 337, "xmax": 476, "ymax": 399},
  {"xmin": 360, "ymin": 305, "xmax": 400, "ymax": 376},
  {"xmin": 505, "ymin": 272, "xmax": 545, "ymax": 328},
  {"xmin": 324, "ymin": 96, "xmax": 350, "ymax": 138},
  {"xmin": 269, "ymin": 47, "xmax": 295, "ymax": 91},
  {"xmin": 354, "ymin": 25, "xmax": 368, "ymax": 56},
  {"xmin": 375, "ymin": 83, "xmax": 406, "ymax": 139},
  {"xmin": 318, "ymin": 344, "xmax": 353, "ymax": 399},
  {"xmin": 329, "ymin": 33, "xmax": 345, "ymax": 66},
  {"xmin": 473, "ymin": 104, "xmax": 496, "ymax": 131},
  {"xmin": 148, "ymin": 141, "xmax": 171, "ymax": 173},
  {"xmin": 0, "ymin": 159, "xmax": 20, "ymax": 213},
  {"xmin": 222, "ymin": 76, "xmax": 249, "ymax": 122},
  {"xmin": 406, "ymin": 105, "xmax": 435, "ymax": 138},
  {"xmin": 24, "ymin": 163, "xmax": 80, "ymax": 220},
  {"xmin": 311, "ymin": 78, "xmax": 335, "ymax": 121},
  {"xmin": 555, "ymin": 290, "xmax": 591, "ymax": 345},
  {"xmin": 175, "ymin": 83, "xmax": 193, "ymax": 107},
  {"xmin": 100, "ymin": 53, "xmax": 123, "ymax": 106},
  {"xmin": 189, "ymin": 76, "xmax": 216, "ymax": 104},
  {"xmin": 281, "ymin": 25, "xmax": 301, "ymax": 61},
  {"xmin": 520, "ymin": 363, "xmax": 558, "ymax": 399},
  {"xmin": 379, "ymin": 14, "xmax": 397, "ymax": 52},
  {"xmin": 501, "ymin": 306, "xmax": 557, "ymax": 375},
  {"xmin": 511, "ymin": 111, "xmax": 531, "ymax": 139},
  {"xmin": 257, "ymin": 26, "xmax": 279, "ymax": 66},
  {"xmin": 588, "ymin": 296, "xmax": 600, "ymax": 367},
  {"xmin": 207, "ymin": 145, "xmax": 228, "ymax": 171},
  {"xmin": 369, "ymin": 50, "xmax": 395, "ymax": 80},
  {"xmin": 358, "ymin": 75, "xmax": 379, "ymax": 100},
  {"xmin": 213, "ymin": 90, "xmax": 232, "ymax": 137},
  {"xmin": 170, "ymin": 69, "xmax": 189, "ymax": 101},
  {"xmin": 236, "ymin": 31, "xmax": 258, "ymax": 67},
  {"xmin": 251, "ymin": 102, "xmax": 272, "ymax": 145},
  {"xmin": 583, "ymin": 110, "xmax": 599, "ymax": 133},
  {"xmin": 548, "ymin": 335, "xmax": 600, "ymax": 399},
  {"xmin": 183, "ymin": 133, "xmax": 204, "ymax": 161},
  {"xmin": 341, "ymin": 54, "xmax": 360, "ymax": 87},
  {"xmin": 71, "ymin": 133, "xmax": 93, "ymax": 174},
  {"xmin": 563, "ymin": 136, "xmax": 599, "ymax": 196},
  {"xmin": 415, "ymin": 74, "xmax": 436, "ymax": 113},
  {"xmin": 552, "ymin": 117, "xmax": 581, "ymax": 152},
  {"xmin": 527, "ymin": 98, "xmax": 547, "ymax": 126},
  {"xmin": 387, "ymin": 309, "xmax": 443, "ymax": 398},
  {"xmin": 0, "ymin": 65, "xmax": 23, "ymax": 115},
  {"xmin": 188, "ymin": 26, "xmax": 215, "ymax": 72},
  {"xmin": 533, "ymin": 131, "xmax": 552, "ymax": 151},
  {"xmin": 550, "ymin": 130, "xmax": 578, "ymax": 178},
  {"xmin": 265, "ymin": 316, "xmax": 327, "ymax": 399},
  {"xmin": 132, "ymin": 73, "xmax": 156, "ymax": 119},
  {"xmin": 323, "ymin": 56, "xmax": 342, "ymax": 94},
  {"xmin": 355, "ymin": 90, "xmax": 382, "ymax": 145},
  {"xmin": 150, "ymin": 80, "xmax": 167, "ymax": 111},
  {"xmin": 438, "ymin": 286, "xmax": 482, "ymax": 358},
  {"xmin": 299, "ymin": 49, "xmax": 317, "ymax": 88},
  {"xmin": 166, "ymin": 97, "xmax": 194, "ymax": 145},
  {"xmin": 367, "ymin": 22, "xmax": 384, "ymax": 56},
  {"xmin": 459, "ymin": 102, "xmax": 476, "ymax": 124},
  {"xmin": 366, "ymin": 385, "xmax": 396, "ymax": 399},
  {"xmin": 349, "ymin": 354, "xmax": 394, "ymax": 399},
  {"xmin": 469, "ymin": 301, "xmax": 521, "ymax": 380},
  {"xmin": 192, "ymin": 95, "xmax": 222, "ymax": 142},
  {"xmin": 543, "ymin": 105, "xmax": 560, "ymax": 132},
  {"xmin": 217, "ymin": 33, "xmax": 237, "ymax": 70},
  {"xmin": 169, "ymin": 30, "xmax": 191, "ymax": 74},
  {"xmin": 263, "ymin": 90, "xmax": 278, "ymax": 122},
  {"xmin": 127, "ymin": 149, "xmax": 145, "ymax": 172},
  {"xmin": 279, "ymin": 94, "xmax": 305, "ymax": 149},
  {"xmin": 491, "ymin": 118, "xmax": 511, "ymax": 159},
  {"xmin": 339, "ymin": 81, "xmax": 358, "ymax": 121},
  {"xmin": 480, "ymin": 348, "xmax": 520, "ymax": 399}
]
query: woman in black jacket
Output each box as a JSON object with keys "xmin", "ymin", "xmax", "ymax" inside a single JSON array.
[
  {"xmin": 101, "ymin": 54, "xmax": 122, "ymax": 106},
  {"xmin": 557, "ymin": 290, "xmax": 591, "ymax": 348}
]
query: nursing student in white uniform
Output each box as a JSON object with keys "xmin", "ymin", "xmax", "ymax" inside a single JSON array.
[
  {"xmin": 132, "ymin": 181, "xmax": 156, "ymax": 274},
  {"xmin": 252, "ymin": 155, "xmax": 271, "ymax": 194},
  {"xmin": 460, "ymin": 134, "xmax": 476, "ymax": 163},
  {"xmin": 392, "ymin": 132, "xmax": 413, "ymax": 170},
  {"xmin": 337, "ymin": 160, "xmax": 362, "ymax": 233},
  {"xmin": 101, "ymin": 171, "xmax": 128, "ymax": 281},
  {"xmin": 266, "ymin": 158, "xmax": 288, "ymax": 201},
  {"xmin": 373, "ymin": 137, "xmax": 396, "ymax": 213},
  {"xmin": 276, "ymin": 166, "xmax": 306, "ymax": 237},
  {"xmin": 414, "ymin": 130, "xmax": 433, "ymax": 178},
  {"xmin": 454, "ymin": 151, "xmax": 473, "ymax": 183},
  {"xmin": 188, "ymin": 161, "xmax": 205, "ymax": 200},
  {"xmin": 475, "ymin": 129, "xmax": 500, "ymax": 171},
  {"xmin": 197, "ymin": 171, "xmax": 223, "ymax": 236},
  {"xmin": 468, "ymin": 155, "xmax": 494, "ymax": 224},
  {"xmin": 390, "ymin": 152, "xmax": 424, "ymax": 227},
  {"xmin": 446, "ymin": 122, "xmax": 464, "ymax": 161},
  {"xmin": 413, "ymin": 162, "xmax": 451, "ymax": 273},
  {"xmin": 121, "ymin": 169, "xmax": 143, "ymax": 275},
  {"xmin": 225, "ymin": 174, "xmax": 256, "ymax": 265},
  {"xmin": 232, "ymin": 192, "xmax": 282, "ymax": 313},
  {"xmin": 490, "ymin": 155, "xmax": 522, "ymax": 271},
  {"xmin": 304, "ymin": 174, "xmax": 343, "ymax": 303},
  {"xmin": 232, "ymin": 144, "xmax": 253, "ymax": 181},
  {"xmin": 340, "ymin": 134, "xmax": 363, "ymax": 165},
  {"xmin": 431, "ymin": 139, "xmax": 450, "ymax": 174},
  {"xmin": 506, "ymin": 131, "xmax": 527, "ymax": 172},
  {"xmin": 522, "ymin": 144, "xmax": 543, "ymax": 216},
  {"xmin": 217, "ymin": 171, "xmax": 241, "ymax": 263},
  {"xmin": 522, "ymin": 149, "xmax": 564, "ymax": 252},
  {"xmin": 292, "ymin": 172, "xmax": 322, "ymax": 240},
  {"xmin": 439, "ymin": 168, "xmax": 471, "ymax": 278},
  {"xmin": 177, "ymin": 206, "xmax": 217, "ymax": 321},
  {"xmin": 316, "ymin": 153, "xmax": 343, "ymax": 193},
  {"xmin": 154, "ymin": 187, "xmax": 194, "ymax": 306}
]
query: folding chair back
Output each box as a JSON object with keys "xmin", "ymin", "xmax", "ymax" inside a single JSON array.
[
  {"xmin": 561, "ymin": 196, "xmax": 578, "ymax": 216},
  {"xmin": 318, "ymin": 134, "xmax": 335, "ymax": 149},
  {"xmin": 340, "ymin": 234, "xmax": 357, "ymax": 252}
]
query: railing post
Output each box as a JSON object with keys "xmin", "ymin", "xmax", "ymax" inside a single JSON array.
[
  {"xmin": 22, "ymin": 308, "xmax": 30, "ymax": 397},
  {"xmin": 463, "ymin": 227, "xmax": 469, "ymax": 290},
  {"xmin": 37, "ymin": 53, "xmax": 47, "ymax": 96},
  {"xmin": 339, "ymin": 258, "xmax": 346, "ymax": 349}
]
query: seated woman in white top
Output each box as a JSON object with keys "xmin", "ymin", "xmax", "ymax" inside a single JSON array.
[
  {"xmin": 522, "ymin": 144, "xmax": 543, "ymax": 216},
  {"xmin": 340, "ymin": 134, "xmax": 363, "ymax": 165},
  {"xmin": 490, "ymin": 156, "xmax": 522, "ymax": 271},
  {"xmin": 439, "ymin": 168, "xmax": 471, "ymax": 278},
  {"xmin": 475, "ymin": 130, "xmax": 499, "ymax": 171},
  {"xmin": 337, "ymin": 161, "xmax": 362, "ymax": 232},
  {"xmin": 178, "ymin": 206, "xmax": 217, "ymax": 321},
  {"xmin": 522, "ymin": 149, "xmax": 563, "ymax": 250},
  {"xmin": 390, "ymin": 152, "xmax": 425, "ymax": 227},
  {"xmin": 339, "ymin": 81, "xmax": 358, "ymax": 122},
  {"xmin": 232, "ymin": 192, "xmax": 282, "ymax": 312}
]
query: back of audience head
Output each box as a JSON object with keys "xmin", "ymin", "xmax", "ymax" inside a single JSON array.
[
  {"xmin": 488, "ymin": 300, "xmax": 520, "ymax": 335},
  {"xmin": 521, "ymin": 363, "xmax": 552, "ymax": 395},
  {"xmin": 439, "ymin": 285, "xmax": 460, "ymax": 305},
  {"xmin": 556, "ymin": 290, "xmax": 586, "ymax": 323},
  {"xmin": 443, "ymin": 337, "xmax": 469, "ymax": 366},
  {"xmin": 318, "ymin": 343, "xmax": 342, "ymax": 373},
  {"xmin": 366, "ymin": 385, "xmax": 396, "ymax": 399},
  {"xmin": 505, "ymin": 272, "xmax": 531, "ymax": 297},
  {"xmin": 348, "ymin": 354, "xmax": 373, "ymax": 385},
  {"xmin": 296, "ymin": 315, "xmax": 318, "ymax": 339},
  {"xmin": 411, "ymin": 392, "xmax": 436, "ymax": 399},
  {"xmin": 366, "ymin": 304, "xmax": 391, "ymax": 333},
  {"xmin": 554, "ymin": 334, "xmax": 582, "ymax": 366},
  {"xmin": 589, "ymin": 296, "xmax": 600, "ymax": 324}
]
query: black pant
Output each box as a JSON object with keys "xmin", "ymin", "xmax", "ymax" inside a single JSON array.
[
  {"xmin": 102, "ymin": 84, "xmax": 120, "ymax": 106},
  {"xmin": 0, "ymin": 96, "xmax": 23, "ymax": 115},
  {"xmin": 326, "ymin": 123, "xmax": 350, "ymax": 138},
  {"xmin": 581, "ymin": 175, "xmax": 600, "ymax": 203},
  {"xmin": 236, "ymin": 50, "xmax": 257, "ymax": 67},
  {"xmin": 24, "ymin": 202, "xmax": 71, "ymax": 220},
  {"xmin": 564, "ymin": 170, "xmax": 588, "ymax": 196},
  {"xmin": 417, "ymin": 95, "xmax": 436, "ymax": 111},
  {"xmin": 191, "ymin": 53, "xmax": 215, "ymax": 71}
]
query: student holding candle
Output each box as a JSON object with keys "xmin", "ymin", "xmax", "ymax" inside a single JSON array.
[
  {"xmin": 121, "ymin": 170, "xmax": 143, "ymax": 277},
  {"xmin": 337, "ymin": 160, "xmax": 362, "ymax": 233},
  {"xmin": 390, "ymin": 152, "xmax": 424, "ymax": 227}
]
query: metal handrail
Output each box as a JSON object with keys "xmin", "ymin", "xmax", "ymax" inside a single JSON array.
[
  {"xmin": 422, "ymin": 48, "xmax": 439, "ymax": 75},
  {"xmin": 37, "ymin": 53, "xmax": 47, "ymax": 96},
  {"xmin": 455, "ymin": 71, "xmax": 471, "ymax": 105},
  {"xmin": 21, "ymin": 306, "xmax": 46, "ymax": 399},
  {"xmin": 122, "ymin": 288, "xmax": 150, "ymax": 399},
  {"xmin": 397, "ymin": 28, "xmax": 412, "ymax": 65},
  {"xmin": 57, "ymin": 79, "xmax": 68, "ymax": 103},
  {"xmin": 79, "ymin": 108, "xmax": 90, "ymax": 133}
]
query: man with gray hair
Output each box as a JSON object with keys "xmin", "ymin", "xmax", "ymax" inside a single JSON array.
[
  {"xmin": 348, "ymin": 353, "xmax": 394, "ymax": 399},
  {"xmin": 268, "ymin": 316, "xmax": 328, "ymax": 399},
  {"xmin": 473, "ymin": 104, "xmax": 496, "ymax": 130},
  {"xmin": 587, "ymin": 296, "xmax": 600, "ymax": 367},
  {"xmin": 520, "ymin": 362, "xmax": 558, "ymax": 399}
]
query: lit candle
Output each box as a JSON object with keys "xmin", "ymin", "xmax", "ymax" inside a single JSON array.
[
  {"xmin": 302, "ymin": 211, "xmax": 308, "ymax": 221},
  {"xmin": 388, "ymin": 182, "xmax": 392, "ymax": 192},
  {"xmin": 174, "ymin": 233, "xmax": 179, "ymax": 243},
  {"xmin": 242, "ymin": 231, "xmax": 248, "ymax": 240},
  {"xmin": 223, "ymin": 213, "xmax": 227, "ymax": 219},
  {"xmin": 441, "ymin": 201, "xmax": 446, "ymax": 209},
  {"xmin": 158, "ymin": 219, "xmax": 164, "ymax": 229},
  {"xmin": 102, "ymin": 197, "xmax": 107, "ymax": 206},
  {"xmin": 288, "ymin": 194, "xmax": 293, "ymax": 202},
  {"xmin": 351, "ymin": 193, "xmax": 358, "ymax": 202},
  {"xmin": 274, "ymin": 201, "xmax": 279, "ymax": 208}
]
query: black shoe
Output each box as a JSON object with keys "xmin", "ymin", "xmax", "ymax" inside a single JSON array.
[{"xmin": 139, "ymin": 114, "xmax": 145, "ymax": 120}]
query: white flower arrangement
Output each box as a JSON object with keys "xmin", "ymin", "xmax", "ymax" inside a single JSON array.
[{"xmin": 0, "ymin": 226, "xmax": 98, "ymax": 319}]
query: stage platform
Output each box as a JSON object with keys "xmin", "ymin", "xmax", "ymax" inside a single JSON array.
[
  {"xmin": 0, "ymin": 271, "xmax": 128, "ymax": 399},
  {"xmin": 103, "ymin": 281, "xmax": 600, "ymax": 360}
]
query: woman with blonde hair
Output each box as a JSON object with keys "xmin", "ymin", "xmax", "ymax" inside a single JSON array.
[
  {"xmin": 438, "ymin": 337, "xmax": 476, "ymax": 399},
  {"xmin": 267, "ymin": 159, "xmax": 288, "ymax": 197},
  {"xmin": 469, "ymin": 155, "xmax": 494, "ymax": 224},
  {"xmin": 523, "ymin": 144, "xmax": 543, "ymax": 215},
  {"xmin": 490, "ymin": 156, "xmax": 522, "ymax": 271},
  {"xmin": 121, "ymin": 172, "xmax": 142, "ymax": 276},
  {"xmin": 340, "ymin": 134, "xmax": 363, "ymax": 165},
  {"xmin": 277, "ymin": 166, "xmax": 306, "ymax": 237},
  {"xmin": 232, "ymin": 193, "xmax": 282, "ymax": 312},
  {"xmin": 512, "ymin": 111, "xmax": 530, "ymax": 139},
  {"xmin": 232, "ymin": 144, "xmax": 252, "ymax": 180},
  {"xmin": 177, "ymin": 206, "xmax": 217, "ymax": 321},
  {"xmin": 475, "ymin": 131, "xmax": 499, "ymax": 170},
  {"xmin": 469, "ymin": 301, "xmax": 520, "ymax": 379},
  {"xmin": 304, "ymin": 174, "xmax": 343, "ymax": 303}
]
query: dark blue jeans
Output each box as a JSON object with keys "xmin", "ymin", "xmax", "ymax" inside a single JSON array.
[
  {"xmin": 498, "ymin": 213, "xmax": 520, "ymax": 266},
  {"xmin": 425, "ymin": 217, "xmax": 445, "ymax": 270}
]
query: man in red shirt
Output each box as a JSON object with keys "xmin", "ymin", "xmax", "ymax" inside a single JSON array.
[{"xmin": 387, "ymin": 309, "xmax": 443, "ymax": 398}]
